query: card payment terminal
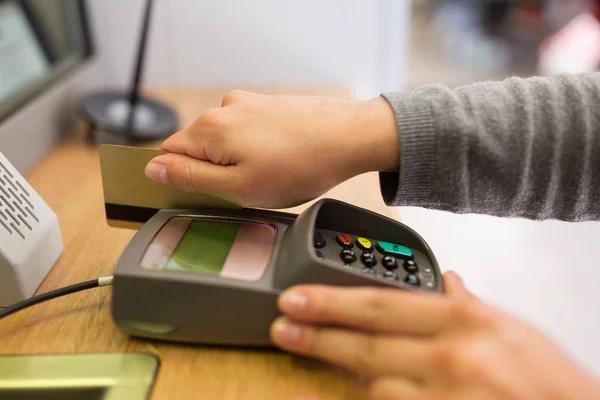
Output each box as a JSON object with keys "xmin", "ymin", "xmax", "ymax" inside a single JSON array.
[{"xmin": 111, "ymin": 199, "xmax": 442, "ymax": 346}]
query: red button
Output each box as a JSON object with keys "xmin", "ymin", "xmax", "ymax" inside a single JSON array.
[{"xmin": 336, "ymin": 234, "xmax": 353, "ymax": 249}]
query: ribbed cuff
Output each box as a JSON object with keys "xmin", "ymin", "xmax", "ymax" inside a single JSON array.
[{"xmin": 379, "ymin": 91, "xmax": 437, "ymax": 206}]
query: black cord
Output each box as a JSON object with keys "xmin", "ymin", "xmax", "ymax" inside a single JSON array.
[{"xmin": 0, "ymin": 277, "xmax": 113, "ymax": 320}]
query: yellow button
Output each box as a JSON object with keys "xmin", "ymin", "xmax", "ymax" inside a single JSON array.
[{"xmin": 356, "ymin": 237, "xmax": 372, "ymax": 251}]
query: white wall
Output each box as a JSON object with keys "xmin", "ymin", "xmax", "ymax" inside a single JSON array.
[{"xmin": 91, "ymin": 0, "xmax": 412, "ymax": 99}]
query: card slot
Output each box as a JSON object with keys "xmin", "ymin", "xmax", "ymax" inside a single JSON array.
[
  {"xmin": 10, "ymin": 222, "xmax": 24, "ymax": 239},
  {"xmin": 9, "ymin": 188, "xmax": 22, "ymax": 204},
  {"xmin": 16, "ymin": 180, "xmax": 30, "ymax": 197},
  {"xmin": 25, "ymin": 206, "xmax": 39, "ymax": 223},
  {"xmin": 3, "ymin": 175, "xmax": 18, "ymax": 191},
  {"xmin": 21, "ymin": 193, "xmax": 34, "ymax": 210},
  {"xmin": 18, "ymin": 214, "xmax": 32, "ymax": 231}
]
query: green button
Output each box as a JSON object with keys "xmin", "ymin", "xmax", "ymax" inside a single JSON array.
[{"xmin": 376, "ymin": 241, "xmax": 413, "ymax": 259}]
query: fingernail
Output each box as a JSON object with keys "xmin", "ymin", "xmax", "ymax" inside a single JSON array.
[
  {"xmin": 280, "ymin": 291, "xmax": 308, "ymax": 312},
  {"xmin": 272, "ymin": 319, "xmax": 303, "ymax": 346},
  {"xmin": 146, "ymin": 163, "xmax": 169, "ymax": 184}
]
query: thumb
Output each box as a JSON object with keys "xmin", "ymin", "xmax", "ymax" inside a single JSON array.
[
  {"xmin": 442, "ymin": 270, "xmax": 471, "ymax": 298},
  {"xmin": 145, "ymin": 153, "xmax": 241, "ymax": 201}
]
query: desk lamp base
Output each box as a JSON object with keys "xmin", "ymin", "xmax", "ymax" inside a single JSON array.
[{"xmin": 79, "ymin": 91, "xmax": 179, "ymax": 145}]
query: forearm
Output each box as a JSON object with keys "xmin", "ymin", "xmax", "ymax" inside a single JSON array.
[{"xmin": 379, "ymin": 72, "xmax": 600, "ymax": 221}]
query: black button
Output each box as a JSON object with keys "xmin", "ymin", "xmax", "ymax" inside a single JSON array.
[
  {"xmin": 404, "ymin": 274, "xmax": 420, "ymax": 286},
  {"xmin": 382, "ymin": 255, "xmax": 398, "ymax": 270},
  {"xmin": 383, "ymin": 270, "xmax": 397, "ymax": 280},
  {"xmin": 315, "ymin": 250, "xmax": 324, "ymax": 259},
  {"xmin": 361, "ymin": 252, "xmax": 377, "ymax": 268},
  {"xmin": 340, "ymin": 249, "xmax": 357, "ymax": 264},
  {"xmin": 403, "ymin": 259, "xmax": 418, "ymax": 274},
  {"xmin": 314, "ymin": 231, "xmax": 326, "ymax": 249},
  {"xmin": 362, "ymin": 267, "xmax": 375, "ymax": 275},
  {"xmin": 336, "ymin": 234, "xmax": 353, "ymax": 249}
]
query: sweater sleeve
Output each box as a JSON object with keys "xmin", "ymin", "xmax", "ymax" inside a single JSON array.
[{"xmin": 379, "ymin": 72, "xmax": 600, "ymax": 222}]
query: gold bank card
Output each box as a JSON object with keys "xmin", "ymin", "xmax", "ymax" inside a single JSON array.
[{"xmin": 99, "ymin": 144, "xmax": 239, "ymax": 229}]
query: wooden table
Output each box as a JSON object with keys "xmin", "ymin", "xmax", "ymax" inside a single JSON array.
[{"xmin": 0, "ymin": 87, "xmax": 396, "ymax": 399}]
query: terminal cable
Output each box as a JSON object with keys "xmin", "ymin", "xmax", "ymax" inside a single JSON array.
[{"xmin": 0, "ymin": 276, "xmax": 114, "ymax": 320}]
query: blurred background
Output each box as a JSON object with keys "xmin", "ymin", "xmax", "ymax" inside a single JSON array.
[
  {"xmin": 1, "ymin": 0, "xmax": 600, "ymax": 379},
  {"xmin": 2, "ymin": 0, "xmax": 600, "ymax": 141},
  {"xmin": 407, "ymin": 0, "xmax": 600, "ymax": 87}
]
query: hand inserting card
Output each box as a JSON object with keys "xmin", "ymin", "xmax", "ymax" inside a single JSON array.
[{"xmin": 98, "ymin": 144, "xmax": 240, "ymax": 229}]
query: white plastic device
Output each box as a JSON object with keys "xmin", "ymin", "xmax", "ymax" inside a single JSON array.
[{"xmin": 0, "ymin": 152, "xmax": 63, "ymax": 306}]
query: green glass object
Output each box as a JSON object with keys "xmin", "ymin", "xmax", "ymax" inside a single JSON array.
[{"xmin": 0, "ymin": 353, "xmax": 159, "ymax": 400}]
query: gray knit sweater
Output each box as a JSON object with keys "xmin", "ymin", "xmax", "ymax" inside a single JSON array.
[{"xmin": 380, "ymin": 72, "xmax": 600, "ymax": 222}]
